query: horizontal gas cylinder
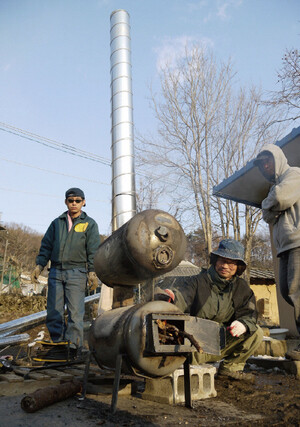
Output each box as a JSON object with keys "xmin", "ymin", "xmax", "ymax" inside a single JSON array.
[
  {"xmin": 88, "ymin": 300, "xmax": 187, "ymax": 378},
  {"xmin": 94, "ymin": 209, "xmax": 187, "ymax": 287}
]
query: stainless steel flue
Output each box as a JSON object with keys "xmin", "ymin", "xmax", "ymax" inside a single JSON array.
[
  {"xmin": 97, "ymin": 10, "xmax": 136, "ymax": 312},
  {"xmin": 110, "ymin": 9, "xmax": 136, "ymax": 231}
]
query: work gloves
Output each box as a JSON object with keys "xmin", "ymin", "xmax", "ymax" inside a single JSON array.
[
  {"xmin": 31, "ymin": 265, "xmax": 43, "ymax": 284},
  {"xmin": 228, "ymin": 320, "xmax": 247, "ymax": 337},
  {"xmin": 88, "ymin": 272, "xmax": 99, "ymax": 291},
  {"xmin": 154, "ymin": 287, "xmax": 175, "ymax": 303}
]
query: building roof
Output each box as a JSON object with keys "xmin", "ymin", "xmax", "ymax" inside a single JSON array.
[
  {"xmin": 250, "ymin": 268, "xmax": 275, "ymax": 281},
  {"xmin": 162, "ymin": 261, "xmax": 275, "ymax": 282},
  {"xmin": 163, "ymin": 260, "xmax": 201, "ymax": 277}
]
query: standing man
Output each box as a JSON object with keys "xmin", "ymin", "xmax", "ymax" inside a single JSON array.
[
  {"xmin": 254, "ymin": 144, "xmax": 300, "ymax": 359},
  {"xmin": 31, "ymin": 188, "xmax": 100, "ymax": 355},
  {"xmin": 155, "ymin": 239, "xmax": 263, "ymax": 381}
]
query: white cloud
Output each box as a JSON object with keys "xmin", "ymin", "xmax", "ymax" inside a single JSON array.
[
  {"xmin": 217, "ymin": 0, "xmax": 243, "ymax": 21},
  {"xmin": 96, "ymin": 0, "xmax": 113, "ymax": 6},
  {"xmin": 187, "ymin": 0, "xmax": 208, "ymax": 13},
  {"xmin": 1, "ymin": 63, "xmax": 11, "ymax": 72},
  {"xmin": 217, "ymin": 3, "xmax": 229, "ymax": 20},
  {"xmin": 186, "ymin": 0, "xmax": 243, "ymax": 22},
  {"xmin": 154, "ymin": 36, "xmax": 214, "ymax": 71}
]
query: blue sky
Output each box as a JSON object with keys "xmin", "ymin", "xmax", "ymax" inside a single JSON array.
[{"xmin": 0, "ymin": 0, "xmax": 299, "ymax": 236}]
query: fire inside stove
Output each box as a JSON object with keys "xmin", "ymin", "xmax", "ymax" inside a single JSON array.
[
  {"xmin": 156, "ymin": 318, "xmax": 202, "ymax": 352},
  {"xmin": 146, "ymin": 313, "xmax": 203, "ymax": 355}
]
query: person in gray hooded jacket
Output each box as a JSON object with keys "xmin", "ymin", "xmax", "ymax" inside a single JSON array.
[{"xmin": 254, "ymin": 144, "xmax": 300, "ymax": 359}]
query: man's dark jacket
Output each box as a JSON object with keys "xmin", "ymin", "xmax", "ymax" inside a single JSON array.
[
  {"xmin": 159, "ymin": 266, "xmax": 258, "ymax": 334},
  {"xmin": 36, "ymin": 211, "xmax": 100, "ymax": 272}
]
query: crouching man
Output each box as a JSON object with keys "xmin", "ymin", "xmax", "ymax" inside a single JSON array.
[{"xmin": 155, "ymin": 239, "xmax": 263, "ymax": 381}]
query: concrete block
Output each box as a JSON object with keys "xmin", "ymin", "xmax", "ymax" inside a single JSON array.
[
  {"xmin": 254, "ymin": 338, "xmax": 300, "ymax": 358},
  {"xmin": 248, "ymin": 357, "xmax": 300, "ymax": 379},
  {"xmin": 142, "ymin": 364, "xmax": 217, "ymax": 405},
  {"xmin": 254, "ymin": 338, "xmax": 287, "ymax": 357}
]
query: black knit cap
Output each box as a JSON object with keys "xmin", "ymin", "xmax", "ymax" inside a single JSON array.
[
  {"xmin": 253, "ymin": 150, "xmax": 272, "ymax": 166},
  {"xmin": 65, "ymin": 187, "xmax": 85, "ymax": 199}
]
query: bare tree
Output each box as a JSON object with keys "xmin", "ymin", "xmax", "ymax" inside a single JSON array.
[
  {"xmin": 264, "ymin": 48, "xmax": 300, "ymax": 123},
  {"xmin": 137, "ymin": 44, "xmax": 281, "ymax": 266},
  {"xmin": 136, "ymin": 177, "xmax": 164, "ymax": 212},
  {"xmin": 0, "ymin": 223, "xmax": 43, "ymax": 277},
  {"xmin": 249, "ymin": 231, "xmax": 273, "ymax": 270},
  {"xmin": 186, "ymin": 227, "xmax": 221, "ymax": 267}
]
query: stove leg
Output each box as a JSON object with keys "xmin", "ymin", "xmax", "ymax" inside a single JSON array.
[
  {"xmin": 79, "ymin": 350, "xmax": 92, "ymax": 400},
  {"xmin": 183, "ymin": 357, "xmax": 193, "ymax": 408},
  {"xmin": 111, "ymin": 353, "xmax": 123, "ymax": 413}
]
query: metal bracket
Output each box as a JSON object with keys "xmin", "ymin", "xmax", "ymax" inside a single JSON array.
[
  {"xmin": 79, "ymin": 350, "xmax": 92, "ymax": 400},
  {"xmin": 183, "ymin": 356, "xmax": 193, "ymax": 408},
  {"xmin": 111, "ymin": 353, "xmax": 123, "ymax": 413}
]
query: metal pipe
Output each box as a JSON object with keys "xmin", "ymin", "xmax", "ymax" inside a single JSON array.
[
  {"xmin": 110, "ymin": 9, "xmax": 136, "ymax": 231},
  {"xmin": 0, "ymin": 333, "xmax": 30, "ymax": 347},
  {"xmin": 97, "ymin": 10, "xmax": 137, "ymax": 312},
  {"xmin": 0, "ymin": 293, "xmax": 100, "ymax": 335}
]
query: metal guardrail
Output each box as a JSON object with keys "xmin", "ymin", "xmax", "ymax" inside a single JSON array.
[{"xmin": 0, "ymin": 293, "xmax": 100, "ymax": 346}]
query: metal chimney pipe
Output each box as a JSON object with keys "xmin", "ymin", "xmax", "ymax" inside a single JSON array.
[
  {"xmin": 110, "ymin": 9, "xmax": 136, "ymax": 231},
  {"xmin": 97, "ymin": 10, "xmax": 136, "ymax": 312}
]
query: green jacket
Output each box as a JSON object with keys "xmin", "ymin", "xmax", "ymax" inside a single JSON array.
[
  {"xmin": 36, "ymin": 211, "xmax": 100, "ymax": 272},
  {"xmin": 159, "ymin": 266, "xmax": 258, "ymax": 334}
]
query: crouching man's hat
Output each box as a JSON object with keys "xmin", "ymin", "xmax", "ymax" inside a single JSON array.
[{"xmin": 210, "ymin": 239, "xmax": 246, "ymax": 275}]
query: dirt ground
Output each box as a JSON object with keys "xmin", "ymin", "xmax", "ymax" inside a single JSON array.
[
  {"xmin": 1, "ymin": 369, "xmax": 300, "ymax": 427},
  {"xmin": 1, "ymin": 294, "xmax": 300, "ymax": 426}
]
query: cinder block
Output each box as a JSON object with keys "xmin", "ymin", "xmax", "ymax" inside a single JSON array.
[
  {"xmin": 254, "ymin": 338, "xmax": 287, "ymax": 357},
  {"xmin": 142, "ymin": 364, "xmax": 217, "ymax": 405}
]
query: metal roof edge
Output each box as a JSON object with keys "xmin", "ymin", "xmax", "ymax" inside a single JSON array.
[
  {"xmin": 276, "ymin": 125, "xmax": 300, "ymax": 148},
  {"xmin": 212, "ymin": 190, "xmax": 261, "ymax": 207},
  {"xmin": 213, "ymin": 125, "xmax": 300, "ymax": 196}
]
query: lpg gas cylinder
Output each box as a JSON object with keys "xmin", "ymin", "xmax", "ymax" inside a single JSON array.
[
  {"xmin": 89, "ymin": 300, "xmax": 187, "ymax": 377},
  {"xmin": 94, "ymin": 209, "xmax": 187, "ymax": 287}
]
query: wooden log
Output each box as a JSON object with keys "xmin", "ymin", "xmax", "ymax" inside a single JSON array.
[{"xmin": 21, "ymin": 380, "xmax": 82, "ymax": 413}]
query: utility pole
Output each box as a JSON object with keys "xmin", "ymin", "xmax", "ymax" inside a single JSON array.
[
  {"xmin": 0, "ymin": 213, "xmax": 8, "ymax": 293},
  {"xmin": 0, "ymin": 236, "xmax": 8, "ymax": 293}
]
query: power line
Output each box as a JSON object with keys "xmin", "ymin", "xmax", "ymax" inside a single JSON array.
[
  {"xmin": 0, "ymin": 156, "xmax": 110, "ymax": 186},
  {"xmin": 0, "ymin": 121, "xmax": 183, "ymax": 188},
  {"xmin": 0, "ymin": 121, "xmax": 111, "ymax": 166},
  {"xmin": 0, "ymin": 186, "xmax": 109, "ymax": 203}
]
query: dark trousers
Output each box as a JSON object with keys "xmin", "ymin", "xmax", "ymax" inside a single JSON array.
[
  {"xmin": 279, "ymin": 247, "xmax": 300, "ymax": 335},
  {"xmin": 46, "ymin": 267, "xmax": 87, "ymax": 347}
]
